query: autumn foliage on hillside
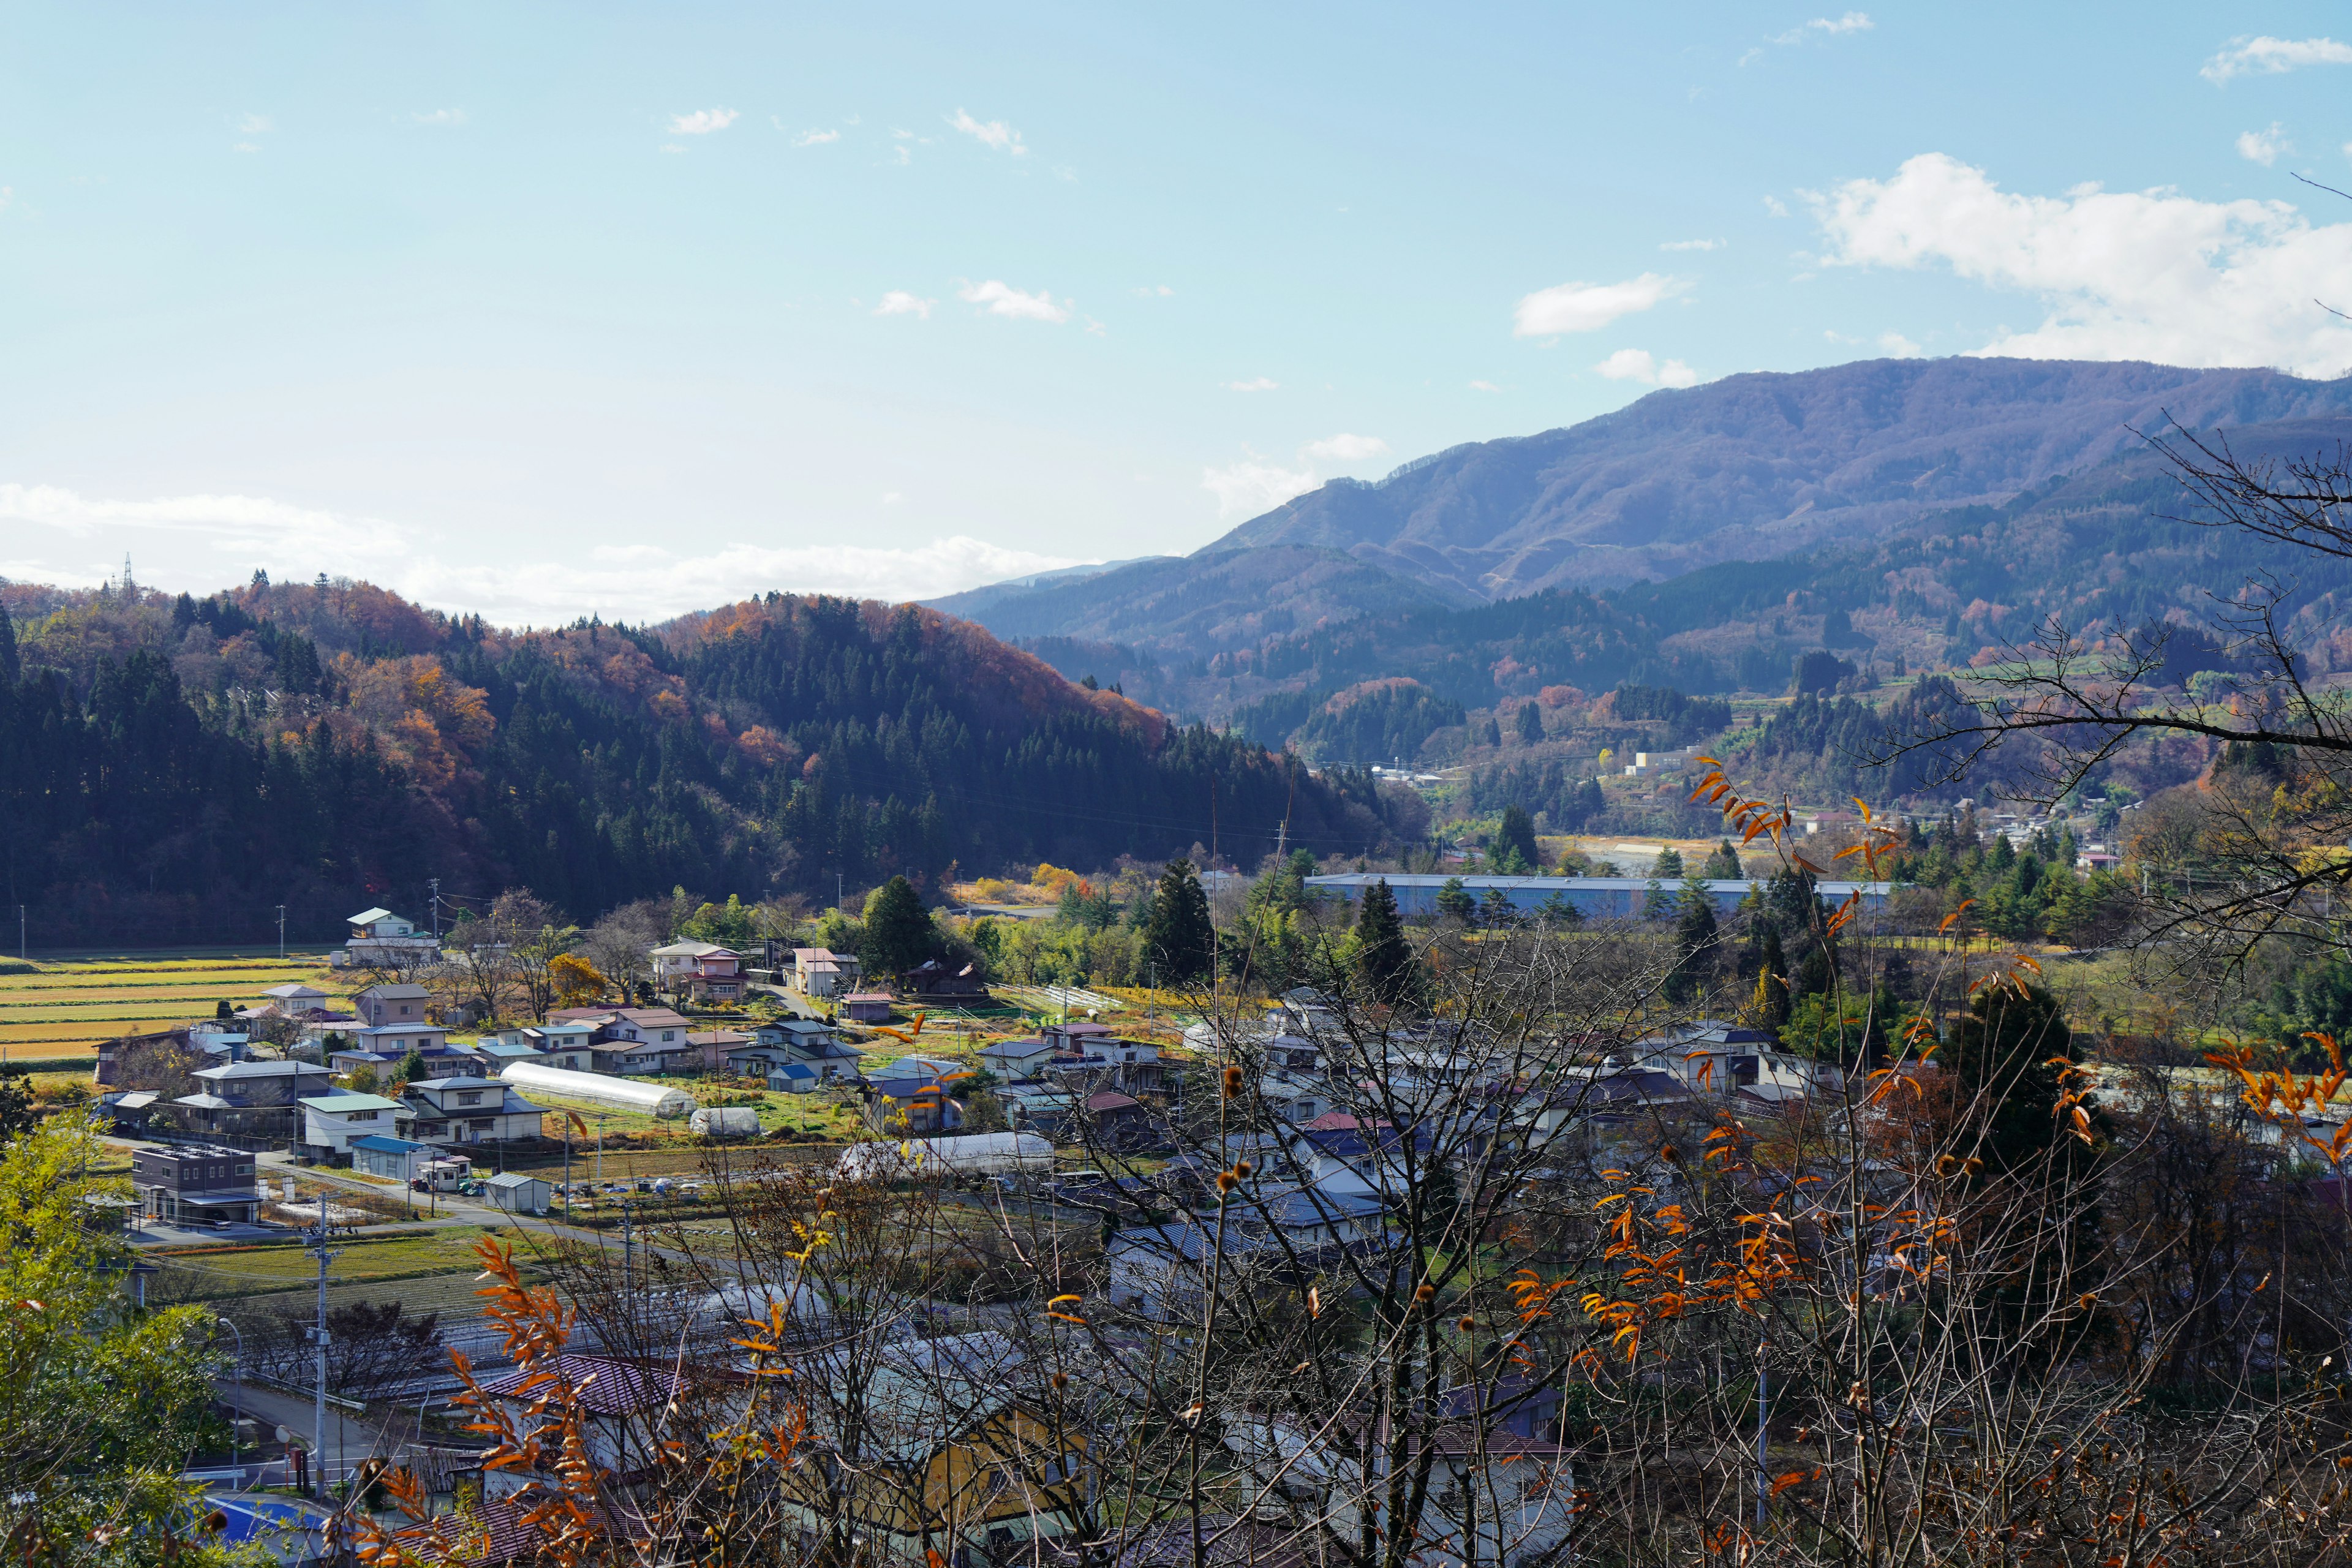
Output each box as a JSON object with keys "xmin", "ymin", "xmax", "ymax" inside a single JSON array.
[{"xmin": 0, "ymin": 578, "xmax": 1398, "ymax": 944}]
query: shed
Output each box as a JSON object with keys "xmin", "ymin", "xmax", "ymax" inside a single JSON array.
[
  {"xmin": 839, "ymin": 992, "xmax": 896, "ymax": 1023},
  {"xmin": 350, "ymin": 1134, "xmax": 431, "ymax": 1180},
  {"xmin": 480, "ymin": 1172, "xmax": 554, "ymax": 1215}
]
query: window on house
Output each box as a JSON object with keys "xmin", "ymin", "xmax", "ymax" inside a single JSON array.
[{"xmin": 458, "ymin": 1092, "xmax": 481, "ymax": 1106}]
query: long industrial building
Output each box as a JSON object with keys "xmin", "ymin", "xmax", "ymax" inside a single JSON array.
[{"xmin": 1302, "ymin": 873, "xmax": 1893, "ymax": 919}]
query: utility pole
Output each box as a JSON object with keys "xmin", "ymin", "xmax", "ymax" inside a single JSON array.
[
  {"xmin": 619, "ymin": 1199, "xmax": 636, "ymax": 1299},
  {"xmin": 276, "ymin": 905, "xmax": 287, "ymax": 960},
  {"xmin": 836, "ymin": 870, "xmax": 844, "ymax": 915},
  {"xmin": 429, "ymin": 878, "xmax": 441, "ymax": 941},
  {"xmin": 1755, "ymin": 1333, "xmax": 1770, "ymax": 1529},
  {"xmin": 305, "ymin": 1207, "xmax": 340, "ymax": 1499}
]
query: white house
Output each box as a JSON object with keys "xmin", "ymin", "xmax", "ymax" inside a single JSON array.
[
  {"xmin": 334, "ymin": 908, "xmax": 441, "ymax": 971},
  {"xmin": 496, "ymin": 1020, "xmax": 594, "ymax": 1068},
  {"xmin": 395, "ymin": 1077, "xmax": 546, "ymax": 1146},
  {"xmin": 790, "ymin": 948, "xmax": 861, "ymax": 998},
  {"xmin": 298, "ymin": 1092, "xmax": 405, "ymax": 1156}
]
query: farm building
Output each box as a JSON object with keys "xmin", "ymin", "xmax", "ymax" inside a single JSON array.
[
  {"xmin": 498, "ymin": 1061, "xmax": 698, "ymax": 1118},
  {"xmin": 480, "ymin": 1173, "xmax": 554, "ymax": 1215}
]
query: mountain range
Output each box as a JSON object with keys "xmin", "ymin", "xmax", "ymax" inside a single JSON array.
[{"xmin": 931, "ymin": 356, "xmax": 2352, "ymax": 738}]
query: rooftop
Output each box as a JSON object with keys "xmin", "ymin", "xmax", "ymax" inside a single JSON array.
[{"xmin": 299, "ymin": 1093, "xmax": 405, "ymax": 1113}]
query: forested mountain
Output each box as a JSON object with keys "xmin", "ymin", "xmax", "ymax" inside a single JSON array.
[
  {"xmin": 1208, "ymin": 357, "xmax": 2352, "ymax": 596},
  {"xmin": 0, "ymin": 581, "xmax": 1407, "ymax": 946}
]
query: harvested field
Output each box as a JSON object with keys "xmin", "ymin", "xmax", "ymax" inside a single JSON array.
[{"xmin": 0, "ymin": 951, "xmax": 339, "ymax": 1057}]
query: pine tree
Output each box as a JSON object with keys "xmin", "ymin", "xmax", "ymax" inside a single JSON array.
[
  {"xmin": 1754, "ymin": 924, "xmax": 1790, "ymax": 1030},
  {"xmin": 1434, "ymin": 876, "xmax": 1475, "ymax": 925},
  {"xmin": 1142, "ymin": 859, "xmax": 1215, "ymax": 984},
  {"xmin": 1650, "ymin": 846, "xmax": 1684, "ymax": 880},
  {"xmin": 1494, "ymin": 805, "xmax": 1539, "ymax": 873},
  {"xmin": 1515, "ymin": 702, "xmax": 1543, "ymax": 744},
  {"xmin": 0, "ymin": 601, "xmax": 16, "ymax": 686},
  {"xmin": 1665, "ymin": 880, "xmax": 1719, "ymax": 1003},
  {"xmin": 1948, "ymin": 981, "xmax": 2076, "ymax": 1171},
  {"xmin": 1702, "ymin": 838, "xmax": 1744, "ymax": 879},
  {"xmin": 1354, "ymin": 878, "xmax": 1420, "ymax": 1008},
  {"xmin": 862, "ymin": 875, "xmax": 937, "ymax": 981}
]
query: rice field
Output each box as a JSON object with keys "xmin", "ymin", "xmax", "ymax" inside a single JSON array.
[{"xmin": 0, "ymin": 951, "xmax": 340, "ymax": 1060}]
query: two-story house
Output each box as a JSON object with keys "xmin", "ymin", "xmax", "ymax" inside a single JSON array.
[
  {"xmin": 298, "ymin": 1092, "xmax": 405, "ymax": 1157},
  {"xmin": 259, "ymin": 983, "xmax": 332, "ymax": 1017},
  {"xmin": 395, "ymin": 1077, "xmax": 546, "ymax": 1146},
  {"xmin": 748, "ymin": 1018, "xmax": 864, "ymax": 1081},
  {"xmin": 353, "ymin": 982, "xmax": 433, "ymax": 1028},
  {"xmin": 130, "ymin": 1144, "xmax": 262, "ymax": 1226},
  {"xmin": 333, "ymin": 907, "xmax": 442, "ymax": 971},
  {"xmin": 168, "ymin": 1058, "xmax": 338, "ymax": 1144},
  {"xmin": 490, "ymin": 1021, "xmax": 594, "ymax": 1069},
  {"xmin": 790, "ymin": 947, "xmax": 861, "ymax": 998},
  {"xmin": 650, "ymin": 941, "xmax": 748, "ymax": 1004},
  {"xmin": 1036, "ymin": 1023, "xmax": 1164, "ymax": 1095}
]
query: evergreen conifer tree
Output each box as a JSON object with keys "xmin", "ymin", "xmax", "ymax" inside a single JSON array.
[
  {"xmin": 1142, "ymin": 859, "xmax": 1215, "ymax": 983},
  {"xmin": 0, "ymin": 601, "xmax": 16, "ymax": 685},
  {"xmin": 1433, "ymin": 876, "xmax": 1475, "ymax": 925},
  {"xmin": 1702, "ymin": 838, "xmax": 1743, "ymax": 879},
  {"xmin": 1665, "ymin": 879, "xmax": 1719, "ymax": 1003},
  {"xmin": 862, "ymin": 875, "xmax": 936, "ymax": 981},
  {"xmin": 1353, "ymin": 878, "xmax": 1419, "ymax": 1008},
  {"xmin": 1494, "ymin": 805, "xmax": 1539, "ymax": 873},
  {"xmin": 1515, "ymin": 702, "xmax": 1543, "ymax": 744}
]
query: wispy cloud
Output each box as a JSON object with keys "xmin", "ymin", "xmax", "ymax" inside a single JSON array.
[
  {"xmin": 1303, "ymin": 433, "xmax": 1389, "ymax": 462},
  {"xmin": 1513, "ymin": 273, "xmax": 1687, "ymax": 336},
  {"xmin": 1763, "ymin": 195, "xmax": 1791, "ymax": 218},
  {"xmin": 1812, "ymin": 151, "xmax": 2352, "ymax": 377},
  {"xmin": 0, "ymin": 481, "xmax": 1082, "ymax": 623},
  {"xmin": 2237, "ymin": 123, "xmax": 2290, "ymax": 165},
  {"xmin": 873, "ymin": 291, "xmax": 936, "ymax": 319},
  {"xmin": 957, "ymin": 279, "xmax": 1069, "ymax": 322},
  {"xmin": 667, "ymin": 107, "xmax": 739, "ymax": 135},
  {"xmin": 1134, "ymin": 284, "xmax": 1175, "ymax": 297},
  {"xmin": 1877, "ymin": 331, "xmax": 1924, "ymax": 356},
  {"xmin": 1224, "ymin": 376, "xmax": 1279, "ymax": 392},
  {"xmin": 948, "ymin": 108, "xmax": 1027, "ymax": 155},
  {"xmin": 1660, "ymin": 238, "xmax": 1725, "ymax": 251},
  {"xmin": 2203, "ymin": 35, "xmax": 2352, "ymax": 83},
  {"xmin": 238, "ymin": 112, "xmax": 274, "ymax": 135},
  {"xmin": 1746, "ymin": 10, "xmax": 1872, "ymax": 59},
  {"xmin": 1593, "ymin": 349, "xmax": 1700, "ymax": 388},
  {"xmin": 410, "ymin": 108, "xmax": 466, "ymax": 127},
  {"xmin": 792, "ymin": 127, "xmax": 840, "ymax": 147},
  {"xmin": 1468, "ymin": 380, "xmax": 1502, "ymax": 392}
]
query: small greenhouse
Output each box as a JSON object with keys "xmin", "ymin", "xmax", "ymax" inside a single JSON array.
[{"xmin": 500, "ymin": 1061, "xmax": 698, "ymax": 1118}]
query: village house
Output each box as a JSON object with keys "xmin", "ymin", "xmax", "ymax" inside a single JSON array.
[
  {"xmin": 790, "ymin": 947, "xmax": 861, "ymax": 998},
  {"xmin": 167, "ymin": 1058, "xmax": 338, "ymax": 1145},
  {"xmin": 863, "ymin": 1061, "xmax": 967, "ymax": 1136},
  {"xmin": 749, "ymin": 1018, "xmax": 864, "ymax": 1080},
  {"xmin": 92, "ymin": 1025, "xmax": 195, "ymax": 1088},
  {"xmin": 130, "ymin": 1144, "xmax": 262, "ymax": 1227},
  {"xmin": 350, "ymin": 1133, "xmax": 434, "ymax": 1182},
  {"xmin": 492, "ymin": 1020, "xmax": 594, "ymax": 1069},
  {"xmin": 353, "ymin": 981, "xmax": 433, "ymax": 1027},
  {"xmin": 650, "ymin": 941, "xmax": 749, "ymax": 1004},
  {"xmin": 686, "ymin": 1027, "xmax": 753, "ymax": 1072},
  {"xmin": 838, "ymin": 991, "xmax": 896, "ymax": 1023},
  {"xmin": 298, "ymin": 1091, "xmax": 404, "ymax": 1158},
  {"xmin": 333, "ymin": 907, "xmax": 440, "ymax": 970},
  {"xmin": 1106, "ymin": 1185, "xmax": 1387, "ymax": 1320},
  {"xmin": 394, "ymin": 1077, "xmax": 547, "ymax": 1147},
  {"xmin": 259, "ymin": 982, "xmax": 333, "ymax": 1018}
]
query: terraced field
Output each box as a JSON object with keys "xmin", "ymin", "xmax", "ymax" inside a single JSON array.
[{"xmin": 0, "ymin": 951, "xmax": 341, "ymax": 1060}]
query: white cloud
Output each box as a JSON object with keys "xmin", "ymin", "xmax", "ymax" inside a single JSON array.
[
  {"xmin": 890, "ymin": 145, "xmax": 911, "ymax": 166},
  {"xmin": 1593, "ymin": 349, "xmax": 1700, "ymax": 387},
  {"xmin": 1201, "ymin": 457, "xmax": 1318, "ymax": 518},
  {"xmin": 1224, "ymin": 376, "xmax": 1280, "ymax": 392},
  {"xmin": 1468, "ymin": 380, "xmax": 1502, "ymax": 392},
  {"xmin": 1134, "ymin": 284, "xmax": 1175, "ymax": 296},
  {"xmin": 1662, "ymin": 238, "xmax": 1725, "ymax": 251},
  {"xmin": 233, "ymin": 143, "xmax": 262, "ymax": 155},
  {"xmin": 1303, "ymin": 434, "xmax": 1390, "ymax": 463},
  {"xmin": 873, "ymin": 291, "xmax": 936, "ymax": 319},
  {"xmin": 410, "ymin": 108, "xmax": 466, "ymax": 127},
  {"xmin": 1513, "ymin": 272, "xmax": 1687, "ymax": 336},
  {"xmin": 1762, "ymin": 12, "xmax": 1873, "ymax": 47},
  {"xmin": 1877, "ymin": 331, "xmax": 1924, "ymax": 356},
  {"xmin": 1763, "ymin": 195, "xmax": 1792, "ymax": 218},
  {"xmin": 237, "ymin": 113, "xmax": 273, "ymax": 135},
  {"xmin": 793, "ymin": 128, "xmax": 841, "ymax": 147},
  {"xmin": 2203, "ymin": 36, "xmax": 2352, "ymax": 83},
  {"xmin": 948, "ymin": 108, "xmax": 1027, "ymax": 155},
  {"xmin": 1811, "ymin": 151, "xmax": 2352, "ymax": 377},
  {"xmin": 667, "ymin": 107, "xmax": 739, "ymax": 135},
  {"xmin": 2237, "ymin": 123, "xmax": 2290, "ymax": 165},
  {"xmin": 0, "ymin": 481, "xmax": 1082, "ymax": 622},
  {"xmin": 956, "ymin": 279, "xmax": 1069, "ymax": 322}
]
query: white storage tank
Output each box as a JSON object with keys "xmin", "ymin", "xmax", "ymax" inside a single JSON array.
[
  {"xmin": 690, "ymin": 1106, "xmax": 762, "ymax": 1139},
  {"xmin": 500, "ymin": 1061, "xmax": 698, "ymax": 1118}
]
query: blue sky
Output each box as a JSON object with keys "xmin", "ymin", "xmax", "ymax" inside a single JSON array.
[{"xmin": 4, "ymin": 3, "xmax": 2351, "ymax": 624}]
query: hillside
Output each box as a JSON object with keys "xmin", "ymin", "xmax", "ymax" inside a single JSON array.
[
  {"xmin": 1210, "ymin": 358, "xmax": 2352, "ymax": 597},
  {"xmin": 0, "ymin": 582, "xmax": 1409, "ymax": 946}
]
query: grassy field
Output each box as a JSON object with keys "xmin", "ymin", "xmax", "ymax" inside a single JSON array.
[
  {"xmin": 0, "ymin": 950, "xmax": 340, "ymax": 1058},
  {"xmin": 147, "ymin": 1224, "xmax": 507, "ymax": 1301}
]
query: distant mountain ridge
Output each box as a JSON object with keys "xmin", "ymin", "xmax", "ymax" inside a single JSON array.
[{"xmin": 1208, "ymin": 357, "xmax": 2352, "ymax": 597}]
